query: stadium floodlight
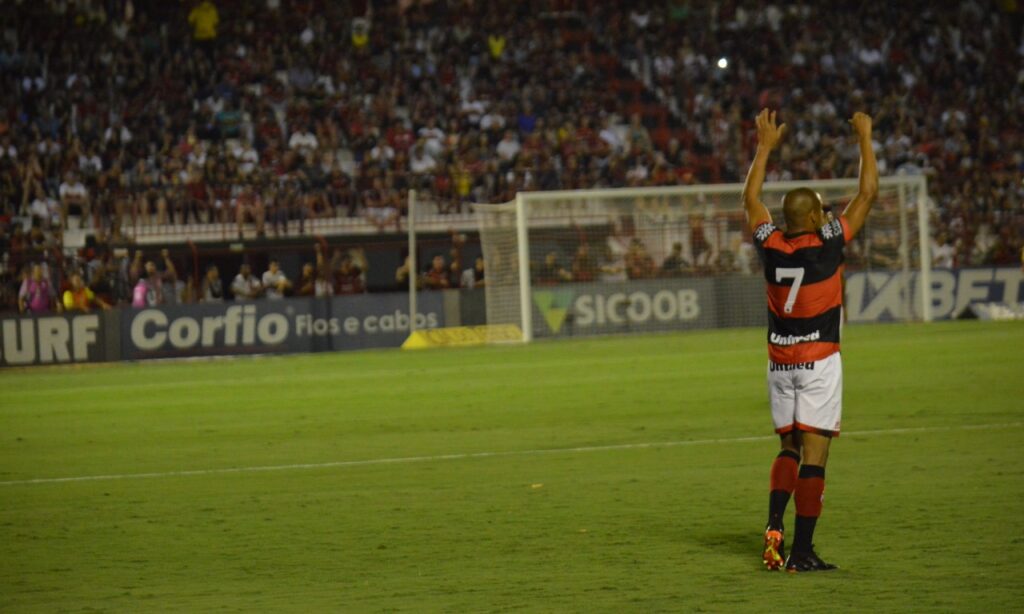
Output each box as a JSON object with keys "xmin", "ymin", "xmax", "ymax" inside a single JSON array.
[
  {"xmin": 717, "ymin": 57, "xmax": 729, "ymax": 69},
  {"xmin": 468, "ymin": 177, "xmax": 931, "ymax": 342}
]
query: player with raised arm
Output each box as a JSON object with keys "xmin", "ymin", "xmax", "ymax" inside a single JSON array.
[{"xmin": 742, "ymin": 109, "xmax": 877, "ymax": 572}]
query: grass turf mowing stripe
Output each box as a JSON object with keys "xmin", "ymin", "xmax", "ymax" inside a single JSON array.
[{"xmin": 2, "ymin": 421, "xmax": 1019, "ymax": 487}]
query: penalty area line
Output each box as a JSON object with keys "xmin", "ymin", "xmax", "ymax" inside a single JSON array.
[{"xmin": 1, "ymin": 421, "xmax": 1020, "ymax": 487}]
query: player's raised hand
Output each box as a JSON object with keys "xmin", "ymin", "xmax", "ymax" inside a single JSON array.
[
  {"xmin": 850, "ymin": 112, "xmax": 872, "ymax": 139},
  {"xmin": 756, "ymin": 108, "xmax": 787, "ymax": 150}
]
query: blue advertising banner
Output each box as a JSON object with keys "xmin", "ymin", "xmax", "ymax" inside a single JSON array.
[
  {"xmin": 530, "ymin": 278, "xmax": 718, "ymax": 338},
  {"xmin": 2, "ymin": 268, "xmax": 1018, "ymax": 366},
  {"xmin": 118, "ymin": 293, "xmax": 445, "ymax": 360},
  {"xmin": 327, "ymin": 292, "xmax": 444, "ymax": 350},
  {"xmin": 845, "ymin": 267, "xmax": 1022, "ymax": 322},
  {"xmin": 0, "ymin": 312, "xmax": 112, "ymax": 367}
]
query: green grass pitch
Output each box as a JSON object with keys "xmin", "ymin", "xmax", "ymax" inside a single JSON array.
[{"xmin": 2, "ymin": 321, "xmax": 1023, "ymax": 611}]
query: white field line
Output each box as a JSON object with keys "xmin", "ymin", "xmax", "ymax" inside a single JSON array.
[{"xmin": 1, "ymin": 422, "xmax": 1020, "ymax": 487}]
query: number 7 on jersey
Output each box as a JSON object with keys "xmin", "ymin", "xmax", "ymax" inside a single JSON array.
[{"xmin": 775, "ymin": 267, "xmax": 805, "ymax": 314}]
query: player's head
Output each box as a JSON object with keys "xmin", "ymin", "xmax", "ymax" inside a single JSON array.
[{"xmin": 782, "ymin": 188, "xmax": 825, "ymax": 230}]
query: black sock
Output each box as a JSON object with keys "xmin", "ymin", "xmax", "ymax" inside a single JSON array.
[
  {"xmin": 791, "ymin": 515, "xmax": 818, "ymax": 553},
  {"xmin": 768, "ymin": 491, "xmax": 790, "ymax": 531}
]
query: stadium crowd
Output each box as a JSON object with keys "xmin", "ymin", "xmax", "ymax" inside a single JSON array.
[{"xmin": 1, "ymin": 0, "xmax": 1022, "ymax": 312}]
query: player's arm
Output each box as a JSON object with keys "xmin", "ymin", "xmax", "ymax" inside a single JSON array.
[
  {"xmin": 841, "ymin": 112, "xmax": 878, "ymax": 239},
  {"xmin": 742, "ymin": 109, "xmax": 786, "ymax": 234}
]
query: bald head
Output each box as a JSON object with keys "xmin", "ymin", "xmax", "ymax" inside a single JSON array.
[{"xmin": 782, "ymin": 188, "xmax": 824, "ymax": 231}]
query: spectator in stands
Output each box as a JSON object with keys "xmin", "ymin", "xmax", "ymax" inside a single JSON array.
[
  {"xmin": 422, "ymin": 254, "xmax": 451, "ymax": 290},
  {"xmin": 932, "ymin": 233, "xmax": 955, "ymax": 269},
  {"xmin": 409, "ymin": 144, "xmax": 437, "ymax": 181},
  {"xmin": 536, "ymin": 252, "xmax": 571, "ymax": 285},
  {"xmin": 661, "ymin": 242, "xmax": 687, "ymax": 277},
  {"xmin": 262, "ymin": 260, "xmax": 292, "ymax": 299},
  {"xmin": 201, "ymin": 265, "xmax": 224, "ymax": 302},
  {"xmin": 28, "ymin": 185, "xmax": 60, "ymax": 229},
  {"xmin": 599, "ymin": 117, "xmax": 626, "ymax": 154},
  {"xmin": 132, "ymin": 251, "xmax": 178, "ymax": 307},
  {"xmin": 626, "ymin": 113, "xmax": 652, "ymax": 152},
  {"xmin": 19, "ymin": 263, "xmax": 56, "ymax": 314},
  {"xmin": 231, "ymin": 263, "xmax": 263, "ymax": 300},
  {"xmin": 461, "ymin": 256, "xmax": 486, "ymax": 289},
  {"xmin": 188, "ymin": 0, "xmax": 220, "ymax": 55},
  {"xmin": 571, "ymin": 244, "xmax": 598, "ymax": 283},
  {"xmin": 367, "ymin": 139, "xmax": 396, "ymax": 167},
  {"xmin": 235, "ymin": 184, "xmax": 265, "ymax": 239},
  {"xmin": 689, "ymin": 217, "xmax": 717, "ymax": 273},
  {"xmin": 447, "ymin": 233, "xmax": 466, "ymax": 288},
  {"xmin": 972, "ymin": 224, "xmax": 997, "ymax": 266},
  {"xmin": 732, "ymin": 235, "xmax": 756, "ymax": 276},
  {"xmin": 496, "ymin": 130, "xmax": 521, "ymax": 166},
  {"xmin": 59, "ymin": 171, "xmax": 89, "ymax": 230},
  {"xmin": 332, "ymin": 250, "xmax": 365, "ymax": 295},
  {"xmin": 363, "ymin": 177, "xmax": 400, "ymax": 232},
  {"xmin": 295, "ymin": 262, "xmax": 318, "ymax": 297},
  {"xmin": 314, "ymin": 267, "xmax": 334, "ymax": 297},
  {"xmin": 312, "ymin": 244, "xmax": 336, "ymax": 297},
  {"xmin": 625, "ymin": 239, "xmax": 656, "ymax": 280},
  {"xmin": 289, "ymin": 125, "xmax": 319, "ymax": 155},
  {"xmin": 63, "ymin": 273, "xmax": 110, "ymax": 312},
  {"xmin": 233, "ymin": 139, "xmax": 260, "ymax": 177},
  {"xmin": 395, "ymin": 256, "xmax": 419, "ymax": 291}
]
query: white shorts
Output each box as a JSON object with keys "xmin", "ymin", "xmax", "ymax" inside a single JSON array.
[{"xmin": 767, "ymin": 352, "xmax": 843, "ymax": 437}]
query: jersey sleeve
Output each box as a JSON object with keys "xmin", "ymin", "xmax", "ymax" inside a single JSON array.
[
  {"xmin": 819, "ymin": 218, "xmax": 847, "ymax": 247},
  {"xmin": 752, "ymin": 221, "xmax": 778, "ymax": 248},
  {"xmin": 838, "ymin": 216, "xmax": 853, "ymax": 242}
]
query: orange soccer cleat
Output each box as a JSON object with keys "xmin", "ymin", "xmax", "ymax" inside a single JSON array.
[{"xmin": 763, "ymin": 527, "xmax": 786, "ymax": 571}]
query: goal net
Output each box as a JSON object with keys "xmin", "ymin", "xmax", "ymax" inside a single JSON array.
[{"xmin": 474, "ymin": 177, "xmax": 931, "ymax": 342}]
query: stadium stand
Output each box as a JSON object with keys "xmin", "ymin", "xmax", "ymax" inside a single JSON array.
[{"xmin": 0, "ymin": 0, "xmax": 1021, "ymax": 311}]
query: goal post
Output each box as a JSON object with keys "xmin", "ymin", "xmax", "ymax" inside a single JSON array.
[
  {"xmin": 515, "ymin": 191, "xmax": 533, "ymax": 341},
  {"xmin": 474, "ymin": 175, "xmax": 931, "ymax": 343},
  {"xmin": 407, "ymin": 189, "xmax": 419, "ymax": 334}
]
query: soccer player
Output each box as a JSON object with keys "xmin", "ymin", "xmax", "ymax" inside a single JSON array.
[{"xmin": 742, "ymin": 109, "xmax": 877, "ymax": 572}]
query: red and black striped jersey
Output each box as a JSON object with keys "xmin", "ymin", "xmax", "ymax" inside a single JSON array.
[{"xmin": 753, "ymin": 217, "xmax": 853, "ymax": 364}]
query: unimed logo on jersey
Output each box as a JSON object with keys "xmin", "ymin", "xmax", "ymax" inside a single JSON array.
[
  {"xmin": 769, "ymin": 331, "xmax": 821, "ymax": 346},
  {"xmin": 533, "ymin": 287, "xmax": 701, "ymax": 333}
]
